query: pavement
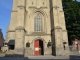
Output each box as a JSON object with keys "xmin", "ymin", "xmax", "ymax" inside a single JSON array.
[
  {"xmin": 0, "ymin": 53, "xmax": 5, "ymax": 57},
  {"xmin": 0, "ymin": 57, "xmax": 69, "ymax": 60},
  {"xmin": 27, "ymin": 56, "xmax": 69, "ymax": 59},
  {"xmin": 0, "ymin": 55, "xmax": 80, "ymax": 60}
]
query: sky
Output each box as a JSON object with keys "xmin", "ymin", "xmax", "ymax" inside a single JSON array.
[
  {"xmin": 0, "ymin": 0, "xmax": 80, "ymax": 39},
  {"xmin": 0, "ymin": 0, "xmax": 13, "ymax": 39}
]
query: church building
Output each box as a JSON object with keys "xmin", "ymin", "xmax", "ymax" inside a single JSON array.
[{"xmin": 4, "ymin": 0, "xmax": 69, "ymax": 56}]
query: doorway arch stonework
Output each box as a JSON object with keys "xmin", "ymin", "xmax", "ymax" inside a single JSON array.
[
  {"xmin": 31, "ymin": 37, "xmax": 46, "ymax": 55},
  {"xmin": 34, "ymin": 39, "xmax": 44, "ymax": 55}
]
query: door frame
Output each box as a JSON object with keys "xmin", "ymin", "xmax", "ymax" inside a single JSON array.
[
  {"xmin": 32, "ymin": 38, "xmax": 45, "ymax": 56},
  {"xmin": 34, "ymin": 39, "xmax": 44, "ymax": 55}
]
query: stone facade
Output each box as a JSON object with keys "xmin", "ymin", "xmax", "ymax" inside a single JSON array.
[{"xmin": 4, "ymin": 0, "xmax": 69, "ymax": 56}]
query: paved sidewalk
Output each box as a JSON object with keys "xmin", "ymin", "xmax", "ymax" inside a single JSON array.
[
  {"xmin": 0, "ymin": 53, "xmax": 5, "ymax": 57},
  {"xmin": 27, "ymin": 56, "xmax": 69, "ymax": 59},
  {"xmin": 0, "ymin": 55, "xmax": 80, "ymax": 60}
]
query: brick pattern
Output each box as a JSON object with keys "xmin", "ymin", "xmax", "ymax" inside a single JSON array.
[
  {"xmin": 0, "ymin": 29, "xmax": 4, "ymax": 50},
  {"xmin": 72, "ymin": 40, "xmax": 80, "ymax": 51},
  {"xmin": 78, "ymin": 40, "xmax": 80, "ymax": 51}
]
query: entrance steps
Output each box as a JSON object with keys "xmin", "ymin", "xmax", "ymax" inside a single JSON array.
[
  {"xmin": 6, "ymin": 50, "xmax": 14, "ymax": 55},
  {"xmin": 27, "ymin": 56, "xmax": 69, "ymax": 59}
]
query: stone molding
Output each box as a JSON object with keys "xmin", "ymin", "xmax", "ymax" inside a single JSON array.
[
  {"xmin": 17, "ymin": 6, "xmax": 25, "ymax": 9},
  {"xmin": 15, "ymin": 26, "xmax": 24, "ymax": 30},
  {"xmin": 12, "ymin": 10, "xmax": 17, "ymax": 12},
  {"xmin": 63, "ymin": 30, "xmax": 67, "ymax": 32},
  {"xmin": 7, "ymin": 30, "xmax": 15, "ymax": 32},
  {"xmin": 51, "ymin": 26, "xmax": 62, "ymax": 32},
  {"xmin": 54, "ymin": 26, "xmax": 62, "ymax": 29},
  {"xmin": 25, "ymin": 34, "xmax": 51, "ymax": 36}
]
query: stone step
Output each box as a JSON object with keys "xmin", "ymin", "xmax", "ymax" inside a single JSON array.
[
  {"xmin": 5, "ymin": 54, "xmax": 24, "ymax": 57},
  {"xmin": 6, "ymin": 50, "xmax": 14, "ymax": 54},
  {"xmin": 27, "ymin": 56, "xmax": 69, "ymax": 59}
]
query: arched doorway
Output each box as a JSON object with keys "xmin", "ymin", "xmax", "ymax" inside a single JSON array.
[{"xmin": 34, "ymin": 39, "xmax": 44, "ymax": 56}]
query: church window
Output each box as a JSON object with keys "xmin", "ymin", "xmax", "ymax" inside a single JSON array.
[{"xmin": 34, "ymin": 12, "xmax": 43, "ymax": 32}]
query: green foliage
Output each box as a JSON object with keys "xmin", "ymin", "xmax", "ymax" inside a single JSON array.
[
  {"xmin": 62, "ymin": 0, "xmax": 76, "ymax": 2},
  {"xmin": 62, "ymin": 0, "xmax": 80, "ymax": 39}
]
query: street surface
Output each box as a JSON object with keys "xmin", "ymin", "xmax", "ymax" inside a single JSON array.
[{"xmin": 0, "ymin": 55, "xmax": 80, "ymax": 60}]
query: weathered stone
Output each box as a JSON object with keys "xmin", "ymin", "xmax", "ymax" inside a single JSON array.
[
  {"xmin": 4, "ymin": 0, "xmax": 69, "ymax": 56},
  {"xmin": 24, "ymin": 48, "xmax": 33, "ymax": 57},
  {"xmin": 44, "ymin": 47, "xmax": 52, "ymax": 55}
]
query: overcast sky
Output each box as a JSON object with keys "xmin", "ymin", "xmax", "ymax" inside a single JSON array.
[{"xmin": 0, "ymin": 0, "xmax": 80, "ymax": 39}]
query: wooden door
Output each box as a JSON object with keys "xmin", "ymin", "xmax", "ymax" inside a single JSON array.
[{"xmin": 34, "ymin": 40, "xmax": 39, "ymax": 56}]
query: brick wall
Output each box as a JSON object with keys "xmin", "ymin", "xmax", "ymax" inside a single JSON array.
[
  {"xmin": 0, "ymin": 29, "xmax": 4, "ymax": 50},
  {"xmin": 78, "ymin": 40, "xmax": 80, "ymax": 51},
  {"xmin": 72, "ymin": 40, "xmax": 80, "ymax": 51}
]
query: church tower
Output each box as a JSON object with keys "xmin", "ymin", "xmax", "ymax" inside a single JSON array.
[{"xmin": 5, "ymin": 0, "xmax": 69, "ymax": 56}]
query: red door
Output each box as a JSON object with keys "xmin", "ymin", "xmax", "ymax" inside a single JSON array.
[{"xmin": 34, "ymin": 40, "xmax": 39, "ymax": 56}]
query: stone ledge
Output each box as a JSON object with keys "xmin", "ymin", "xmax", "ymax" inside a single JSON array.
[
  {"xmin": 54, "ymin": 26, "xmax": 62, "ymax": 29},
  {"xmin": 7, "ymin": 30, "xmax": 15, "ymax": 32},
  {"xmin": 12, "ymin": 10, "xmax": 17, "ymax": 12},
  {"xmin": 15, "ymin": 26, "xmax": 24, "ymax": 30}
]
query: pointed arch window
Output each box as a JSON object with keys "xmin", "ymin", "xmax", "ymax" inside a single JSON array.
[{"xmin": 34, "ymin": 12, "xmax": 43, "ymax": 32}]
